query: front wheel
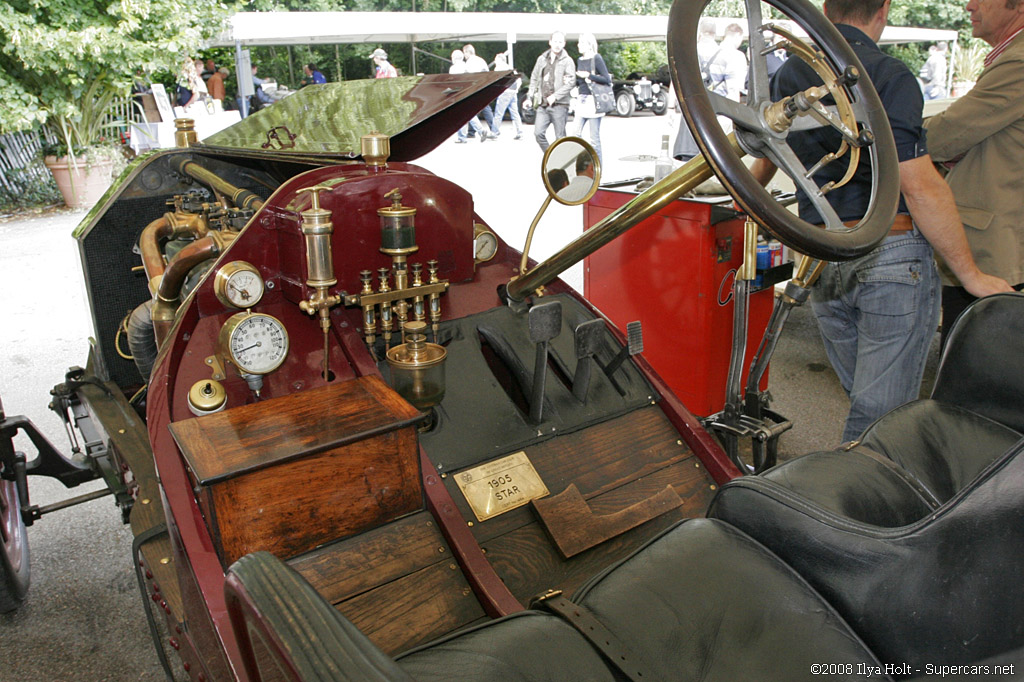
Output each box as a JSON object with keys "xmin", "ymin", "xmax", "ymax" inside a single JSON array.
[
  {"xmin": 0, "ymin": 478, "xmax": 30, "ymax": 613},
  {"xmin": 652, "ymin": 91, "xmax": 669, "ymax": 116},
  {"xmin": 615, "ymin": 91, "xmax": 635, "ymax": 117}
]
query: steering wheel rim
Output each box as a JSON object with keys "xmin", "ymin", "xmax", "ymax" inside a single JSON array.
[{"xmin": 668, "ymin": 0, "xmax": 900, "ymax": 261}]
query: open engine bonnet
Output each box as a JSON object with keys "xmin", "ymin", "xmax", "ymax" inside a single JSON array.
[{"xmin": 202, "ymin": 72, "xmax": 514, "ymax": 161}]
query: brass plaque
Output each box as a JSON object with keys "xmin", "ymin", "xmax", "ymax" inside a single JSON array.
[{"xmin": 454, "ymin": 451, "xmax": 549, "ymax": 522}]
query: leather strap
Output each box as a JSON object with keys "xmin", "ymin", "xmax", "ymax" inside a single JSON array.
[{"xmin": 530, "ymin": 590, "xmax": 666, "ymax": 682}]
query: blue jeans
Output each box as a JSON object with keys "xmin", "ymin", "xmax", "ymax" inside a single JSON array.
[
  {"xmin": 533, "ymin": 104, "xmax": 569, "ymax": 152},
  {"xmin": 810, "ymin": 228, "xmax": 940, "ymax": 442},
  {"xmin": 574, "ymin": 114, "xmax": 603, "ymax": 164},
  {"xmin": 492, "ymin": 89, "xmax": 522, "ymax": 135},
  {"xmin": 457, "ymin": 114, "xmax": 486, "ymax": 142}
]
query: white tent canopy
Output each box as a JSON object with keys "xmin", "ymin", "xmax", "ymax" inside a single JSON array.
[{"xmin": 212, "ymin": 11, "xmax": 958, "ymax": 49}]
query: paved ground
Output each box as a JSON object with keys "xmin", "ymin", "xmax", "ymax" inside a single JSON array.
[{"xmin": 0, "ymin": 111, "xmax": 942, "ymax": 680}]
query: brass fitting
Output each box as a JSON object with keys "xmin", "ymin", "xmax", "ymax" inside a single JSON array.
[
  {"xmin": 361, "ymin": 132, "xmax": 390, "ymax": 168},
  {"xmin": 174, "ymin": 118, "xmax": 198, "ymax": 147}
]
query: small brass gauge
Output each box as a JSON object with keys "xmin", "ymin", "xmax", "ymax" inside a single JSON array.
[
  {"xmin": 215, "ymin": 261, "xmax": 265, "ymax": 308},
  {"xmin": 218, "ymin": 312, "xmax": 289, "ymax": 375},
  {"xmin": 473, "ymin": 224, "xmax": 498, "ymax": 263}
]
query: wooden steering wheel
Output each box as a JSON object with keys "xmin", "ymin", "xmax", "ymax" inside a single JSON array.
[{"xmin": 668, "ymin": 0, "xmax": 901, "ymax": 261}]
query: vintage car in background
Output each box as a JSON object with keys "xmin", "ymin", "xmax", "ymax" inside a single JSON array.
[
  {"xmin": 2, "ymin": 0, "xmax": 1023, "ymax": 679},
  {"xmin": 612, "ymin": 65, "xmax": 672, "ymax": 117}
]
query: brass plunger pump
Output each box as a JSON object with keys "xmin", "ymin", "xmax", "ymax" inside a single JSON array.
[{"xmin": 297, "ymin": 184, "xmax": 342, "ymax": 379}]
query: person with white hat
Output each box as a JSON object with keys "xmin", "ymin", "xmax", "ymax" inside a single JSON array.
[{"xmin": 371, "ymin": 48, "xmax": 397, "ymax": 78}]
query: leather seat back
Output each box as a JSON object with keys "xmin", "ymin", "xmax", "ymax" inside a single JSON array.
[{"xmin": 932, "ymin": 292, "xmax": 1024, "ymax": 433}]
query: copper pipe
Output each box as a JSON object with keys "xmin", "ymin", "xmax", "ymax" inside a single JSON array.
[
  {"xmin": 506, "ymin": 136, "xmax": 744, "ymax": 302},
  {"xmin": 173, "ymin": 157, "xmax": 264, "ymax": 212},
  {"xmin": 152, "ymin": 233, "xmax": 234, "ymax": 346},
  {"xmin": 139, "ymin": 217, "xmax": 172, "ymax": 286},
  {"xmin": 139, "ymin": 212, "xmax": 210, "ymax": 289}
]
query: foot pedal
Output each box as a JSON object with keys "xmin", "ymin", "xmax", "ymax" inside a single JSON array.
[
  {"xmin": 571, "ymin": 319, "xmax": 605, "ymax": 402},
  {"xmin": 528, "ymin": 301, "xmax": 562, "ymax": 423},
  {"xmin": 604, "ymin": 321, "xmax": 643, "ymax": 377}
]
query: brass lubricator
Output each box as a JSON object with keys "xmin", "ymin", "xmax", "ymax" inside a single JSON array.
[
  {"xmin": 385, "ymin": 320, "xmax": 447, "ymax": 412},
  {"xmin": 345, "ymin": 189, "xmax": 449, "ymax": 350},
  {"xmin": 297, "ymin": 184, "xmax": 343, "ymax": 380}
]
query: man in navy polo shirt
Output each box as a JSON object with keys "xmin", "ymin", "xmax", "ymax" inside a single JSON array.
[{"xmin": 752, "ymin": 0, "xmax": 1010, "ymax": 442}]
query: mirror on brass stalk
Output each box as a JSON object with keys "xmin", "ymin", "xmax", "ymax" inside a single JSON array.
[
  {"xmin": 543, "ymin": 138, "xmax": 601, "ymax": 205},
  {"xmin": 520, "ymin": 137, "xmax": 601, "ymax": 276}
]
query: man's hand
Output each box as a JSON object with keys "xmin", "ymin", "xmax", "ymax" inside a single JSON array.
[
  {"xmin": 523, "ymin": 98, "xmax": 533, "ymax": 110},
  {"xmin": 901, "ymin": 155, "xmax": 1013, "ymax": 298},
  {"xmin": 546, "ymin": 94, "xmax": 557, "ymax": 106},
  {"xmin": 958, "ymin": 270, "xmax": 1014, "ymax": 298}
]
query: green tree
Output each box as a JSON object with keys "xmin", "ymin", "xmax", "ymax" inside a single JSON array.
[{"xmin": 0, "ymin": 0, "xmax": 233, "ymax": 151}]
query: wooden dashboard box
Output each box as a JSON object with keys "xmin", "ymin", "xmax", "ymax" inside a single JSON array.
[{"xmin": 169, "ymin": 375, "xmax": 425, "ymax": 566}]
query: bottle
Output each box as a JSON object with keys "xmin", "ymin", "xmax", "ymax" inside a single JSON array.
[{"xmin": 654, "ymin": 134, "xmax": 673, "ymax": 183}]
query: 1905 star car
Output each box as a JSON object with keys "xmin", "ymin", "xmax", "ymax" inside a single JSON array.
[{"xmin": 3, "ymin": 0, "xmax": 1023, "ymax": 679}]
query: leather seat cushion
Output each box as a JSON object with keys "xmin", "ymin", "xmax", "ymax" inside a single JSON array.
[
  {"xmin": 858, "ymin": 399, "xmax": 1023, "ymax": 503},
  {"xmin": 759, "ymin": 448, "xmax": 936, "ymax": 526},
  {"xmin": 572, "ymin": 518, "xmax": 884, "ymax": 681},
  {"xmin": 396, "ymin": 611, "xmax": 619, "ymax": 682}
]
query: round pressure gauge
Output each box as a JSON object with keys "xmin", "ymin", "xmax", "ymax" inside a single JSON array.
[
  {"xmin": 214, "ymin": 261, "xmax": 265, "ymax": 308},
  {"xmin": 473, "ymin": 225, "xmax": 498, "ymax": 263},
  {"xmin": 218, "ymin": 312, "xmax": 289, "ymax": 375}
]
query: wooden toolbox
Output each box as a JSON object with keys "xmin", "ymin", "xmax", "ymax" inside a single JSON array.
[{"xmin": 169, "ymin": 375, "xmax": 424, "ymax": 566}]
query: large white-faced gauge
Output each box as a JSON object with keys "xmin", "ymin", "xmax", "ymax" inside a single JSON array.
[
  {"xmin": 218, "ymin": 312, "xmax": 289, "ymax": 375},
  {"xmin": 214, "ymin": 261, "xmax": 265, "ymax": 309}
]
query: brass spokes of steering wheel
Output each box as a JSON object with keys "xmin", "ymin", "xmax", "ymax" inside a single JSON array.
[{"xmin": 669, "ymin": 0, "xmax": 900, "ymax": 261}]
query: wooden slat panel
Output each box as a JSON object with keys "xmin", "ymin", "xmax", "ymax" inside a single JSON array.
[
  {"xmin": 170, "ymin": 375, "xmax": 422, "ymax": 483},
  {"xmin": 443, "ymin": 407, "xmax": 697, "ymax": 544},
  {"xmin": 289, "ymin": 511, "xmax": 447, "ymax": 605},
  {"xmin": 483, "ymin": 460, "xmax": 716, "ymax": 602},
  {"xmin": 338, "ymin": 561, "xmax": 487, "ymax": 655}
]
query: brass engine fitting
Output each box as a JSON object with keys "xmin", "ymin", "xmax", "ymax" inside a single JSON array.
[
  {"xmin": 296, "ymin": 185, "xmax": 343, "ymax": 380},
  {"xmin": 361, "ymin": 131, "xmax": 390, "ymax": 168},
  {"xmin": 345, "ymin": 190, "xmax": 450, "ymax": 350},
  {"xmin": 385, "ymin": 320, "xmax": 447, "ymax": 412},
  {"xmin": 187, "ymin": 379, "xmax": 227, "ymax": 416},
  {"xmin": 174, "ymin": 118, "xmax": 199, "ymax": 147}
]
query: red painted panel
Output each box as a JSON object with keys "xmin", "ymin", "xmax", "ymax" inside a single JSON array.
[{"xmin": 584, "ymin": 189, "xmax": 774, "ymax": 417}]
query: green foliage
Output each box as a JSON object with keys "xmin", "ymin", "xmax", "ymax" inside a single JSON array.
[
  {"xmin": 886, "ymin": 43, "xmax": 927, "ymax": 75},
  {"xmin": 953, "ymin": 40, "xmax": 989, "ymax": 82},
  {"xmin": 0, "ymin": 0, "xmax": 233, "ymax": 152},
  {"xmin": 604, "ymin": 42, "xmax": 668, "ymax": 78},
  {"xmin": 0, "ymin": 167, "xmax": 62, "ymax": 213}
]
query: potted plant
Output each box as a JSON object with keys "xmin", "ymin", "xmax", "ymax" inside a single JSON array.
[
  {"xmin": 40, "ymin": 76, "xmax": 127, "ymax": 208},
  {"xmin": 951, "ymin": 41, "xmax": 989, "ymax": 97},
  {"xmin": 0, "ymin": 0, "xmax": 231, "ymax": 208}
]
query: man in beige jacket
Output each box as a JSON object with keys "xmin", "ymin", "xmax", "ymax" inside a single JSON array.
[{"xmin": 924, "ymin": 0, "xmax": 1024, "ymax": 345}]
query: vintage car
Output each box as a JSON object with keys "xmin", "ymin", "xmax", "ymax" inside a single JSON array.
[
  {"xmin": 612, "ymin": 68, "xmax": 671, "ymax": 117},
  {"xmin": 3, "ymin": 0, "xmax": 1023, "ymax": 679}
]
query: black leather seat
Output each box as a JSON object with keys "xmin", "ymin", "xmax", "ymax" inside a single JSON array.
[
  {"xmin": 226, "ymin": 519, "xmax": 886, "ymax": 682},
  {"xmin": 708, "ymin": 293, "xmax": 1024, "ymax": 671}
]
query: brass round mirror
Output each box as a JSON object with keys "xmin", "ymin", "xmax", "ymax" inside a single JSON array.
[
  {"xmin": 542, "ymin": 137, "xmax": 602, "ymax": 206},
  {"xmin": 520, "ymin": 137, "xmax": 603, "ymax": 277}
]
